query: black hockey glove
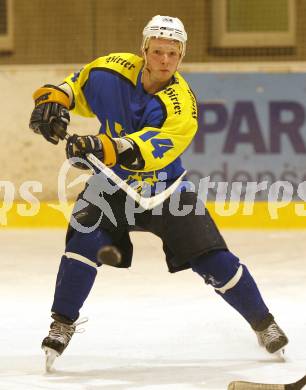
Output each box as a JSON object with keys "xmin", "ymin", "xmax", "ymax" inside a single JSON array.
[
  {"xmin": 29, "ymin": 84, "xmax": 70, "ymax": 145},
  {"xmin": 66, "ymin": 134, "xmax": 118, "ymax": 170}
]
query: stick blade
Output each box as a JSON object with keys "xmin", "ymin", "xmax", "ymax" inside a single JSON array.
[
  {"xmin": 228, "ymin": 381, "xmax": 284, "ymax": 390},
  {"xmin": 228, "ymin": 374, "xmax": 306, "ymax": 390},
  {"xmin": 287, "ymin": 375, "xmax": 306, "ymax": 390}
]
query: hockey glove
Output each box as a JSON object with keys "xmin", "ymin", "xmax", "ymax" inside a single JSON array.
[
  {"xmin": 66, "ymin": 134, "xmax": 118, "ymax": 170},
  {"xmin": 29, "ymin": 84, "xmax": 70, "ymax": 145}
]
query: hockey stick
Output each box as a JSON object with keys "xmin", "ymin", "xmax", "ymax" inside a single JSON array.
[
  {"xmin": 228, "ymin": 374, "xmax": 306, "ymax": 390},
  {"xmin": 64, "ymin": 133, "xmax": 186, "ymax": 210}
]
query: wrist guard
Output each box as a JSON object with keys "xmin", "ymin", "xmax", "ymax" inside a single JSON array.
[
  {"xmin": 66, "ymin": 134, "xmax": 118, "ymax": 170},
  {"xmin": 97, "ymin": 134, "xmax": 118, "ymax": 167},
  {"xmin": 33, "ymin": 84, "xmax": 70, "ymax": 109}
]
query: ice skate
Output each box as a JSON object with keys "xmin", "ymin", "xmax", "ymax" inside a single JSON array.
[
  {"xmin": 42, "ymin": 314, "xmax": 87, "ymax": 372},
  {"xmin": 255, "ymin": 316, "xmax": 288, "ymax": 355}
]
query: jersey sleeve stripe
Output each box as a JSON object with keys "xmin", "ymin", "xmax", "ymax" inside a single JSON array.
[{"xmin": 152, "ymin": 96, "xmax": 168, "ymax": 128}]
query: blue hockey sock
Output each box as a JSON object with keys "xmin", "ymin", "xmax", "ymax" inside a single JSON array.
[
  {"xmin": 190, "ymin": 250, "xmax": 270, "ymax": 329},
  {"xmin": 51, "ymin": 229, "xmax": 112, "ymax": 321},
  {"xmin": 51, "ymin": 255, "xmax": 97, "ymax": 321}
]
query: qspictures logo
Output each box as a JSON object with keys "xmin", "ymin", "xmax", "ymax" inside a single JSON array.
[{"xmin": 1, "ymin": 157, "xmax": 306, "ymax": 229}]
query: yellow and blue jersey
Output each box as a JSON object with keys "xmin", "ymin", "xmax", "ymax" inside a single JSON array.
[{"xmin": 64, "ymin": 53, "xmax": 198, "ymax": 192}]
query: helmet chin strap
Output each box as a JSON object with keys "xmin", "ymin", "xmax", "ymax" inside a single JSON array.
[
  {"xmin": 141, "ymin": 50, "xmax": 151, "ymax": 85},
  {"xmin": 142, "ymin": 50, "xmax": 149, "ymax": 71}
]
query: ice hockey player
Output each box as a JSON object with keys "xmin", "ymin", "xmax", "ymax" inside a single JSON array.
[{"xmin": 29, "ymin": 15, "xmax": 288, "ymax": 370}]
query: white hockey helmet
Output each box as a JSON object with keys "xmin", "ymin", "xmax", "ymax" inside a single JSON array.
[{"xmin": 142, "ymin": 15, "xmax": 187, "ymax": 57}]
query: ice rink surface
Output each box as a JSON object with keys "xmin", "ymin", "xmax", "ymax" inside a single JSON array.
[{"xmin": 0, "ymin": 229, "xmax": 305, "ymax": 390}]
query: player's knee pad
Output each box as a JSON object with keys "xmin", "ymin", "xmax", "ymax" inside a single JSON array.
[
  {"xmin": 65, "ymin": 229, "xmax": 112, "ymax": 268},
  {"xmin": 190, "ymin": 250, "xmax": 243, "ymax": 293}
]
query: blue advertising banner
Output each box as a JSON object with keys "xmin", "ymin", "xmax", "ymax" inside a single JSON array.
[{"xmin": 182, "ymin": 73, "xmax": 306, "ymax": 201}]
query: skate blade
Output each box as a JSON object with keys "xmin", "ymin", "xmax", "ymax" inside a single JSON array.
[
  {"xmin": 274, "ymin": 347, "xmax": 286, "ymax": 362},
  {"xmin": 43, "ymin": 347, "xmax": 59, "ymax": 372}
]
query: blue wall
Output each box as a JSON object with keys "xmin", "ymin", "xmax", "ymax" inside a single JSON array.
[{"xmin": 182, "ymin": 73, "xmax": 306, "ymax": 200}]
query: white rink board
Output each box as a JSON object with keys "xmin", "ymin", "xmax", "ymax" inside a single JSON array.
[
  {"xmin": 0, "ymin": 65, "xmax": 100, "ymax": 200},
  {"xmin": 0, "ymin": 229, "xmax": 305, "ymax": 390}
]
